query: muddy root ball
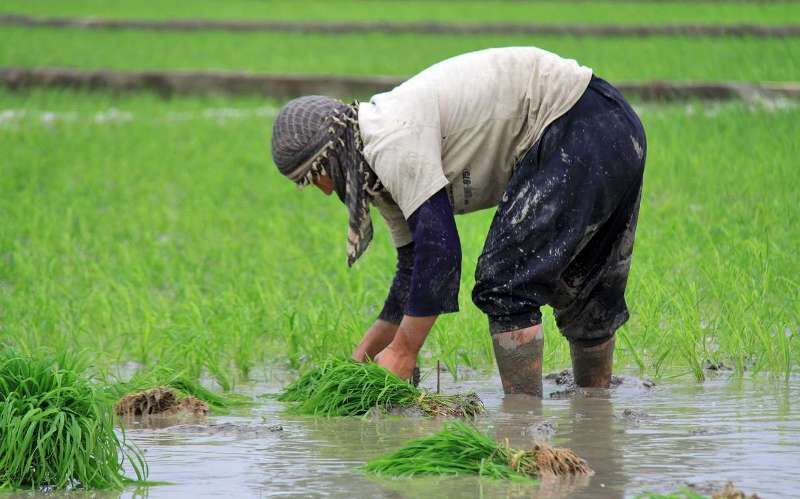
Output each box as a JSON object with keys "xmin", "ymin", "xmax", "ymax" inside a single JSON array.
[{"xmin": 115, "ymin": 387, "xmax": 209, "ymax": 417}]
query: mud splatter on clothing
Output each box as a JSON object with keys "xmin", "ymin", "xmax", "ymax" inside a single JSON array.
[
  {"xmin": 378, "ymin": 76, "xmax": 645, "ymax": 341},
  {"xmin": 472, "ymin": 76, "xmax": 646, "ymax": 341}
]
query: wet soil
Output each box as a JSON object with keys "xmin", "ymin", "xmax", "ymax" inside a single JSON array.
[
  {"xmin": 114, "ymin": 387, "xmax": 208, "ymax": 417},
  {"xmin": 165, "ymin": 422, "xmax": 284, "ymax": 437},
  {"xmin": 546, "ymin": 368, "xmax": 656, "ymax": 399}
]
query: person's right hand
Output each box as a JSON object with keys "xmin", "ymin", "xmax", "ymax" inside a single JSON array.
[{"xmin": 351, "ymin": 319, "xmax": 399, "ymax": 362}]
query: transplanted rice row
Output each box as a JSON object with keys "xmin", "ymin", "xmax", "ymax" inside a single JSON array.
[
  {"xmin": 280, "ymin": 359, "xmax": 483, "ymax": 417},
  {"xmin": 3, "ymin": 0, "xmax": 799, "ymax": 25},
  {"xmin": 2, "ymin": 27, "xmax": 800, "ymax": 83},
  {"xmin": 1, "ymin": 89, "xmax": 797, "ymax": 379},
  {"xmin": 363, "ymin": 421, "xmax": 591, "ymax": 480}
]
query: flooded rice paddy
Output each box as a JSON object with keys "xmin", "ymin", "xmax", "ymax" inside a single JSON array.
[{"xmin": 107, "ymin": 371, "xmax": 799, "ymax": 497}]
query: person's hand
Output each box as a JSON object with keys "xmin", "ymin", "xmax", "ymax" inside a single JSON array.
[
  {"xmin": 374, "ymin": 344, "xmax": 417, "ymax": 381},
  {"xmin": 373, "ymin": 315, "xmax": 437, "ymax": 380},
  {"xmin": 351, "ymin": 320, "xmax": 398, "ymax": 362}
]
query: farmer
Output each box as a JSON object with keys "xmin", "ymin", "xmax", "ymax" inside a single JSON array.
[{"xmin": 270, "ymin": 47, "xmax": 646, "ymax": 397}]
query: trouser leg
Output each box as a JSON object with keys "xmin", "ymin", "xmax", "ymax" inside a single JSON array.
[
  {"xmin": 492, "ymin": 324, "xmax": 544, "ymax": 397},
  {"xmin": 569, "ymin": 336, "xmax": 615, "ymax": 388}
]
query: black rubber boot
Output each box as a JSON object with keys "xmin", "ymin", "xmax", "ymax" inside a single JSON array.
[
  {"xmin": 570, "ymin": 336, "xmax": 616, "ymax": 388},
  {"xmin": 492, "ymin": 326, "xmax": 544, "ymax": 397}
]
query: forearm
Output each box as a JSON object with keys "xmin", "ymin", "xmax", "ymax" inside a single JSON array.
[{"xmin": 392, "ymin": 315, "xmax": 438, "ymax": 355}]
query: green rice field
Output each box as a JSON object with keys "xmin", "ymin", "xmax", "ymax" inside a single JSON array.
[
  {"xmin": 2, "ymin": 27, "xmax": 799, "ymax": 82},
  {"xmin": 1, "ymin": 2, "xmax": 799, "ymax": 495},
  {"xmin": 2, "ymin": 88, "xmax": 797, "ymax": 385},
  {"xmin": 3, "ymin": 0, "xmax": 799, "ymax": 25}
]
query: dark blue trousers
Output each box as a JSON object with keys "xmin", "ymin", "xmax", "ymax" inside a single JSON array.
[{"xmin": 472, "ymin": 76, "xmax": 647, "ymax": 342}]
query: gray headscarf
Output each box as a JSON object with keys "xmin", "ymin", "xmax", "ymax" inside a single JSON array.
[{"xmin": 271, "ymin": 95, "xmax": 382, "ymax": 266}]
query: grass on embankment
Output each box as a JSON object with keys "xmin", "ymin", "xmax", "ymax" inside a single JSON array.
[
  {"xmin": 2, "ymin": 27, "xmax": 800, "ymax": 83},
  {"xmin": 1, "ymin": 88, "xmax": 797, "ymax": 384},
  {"xmin": 1, "ymin": 0, "xmax": 798, "ymax": 25}
]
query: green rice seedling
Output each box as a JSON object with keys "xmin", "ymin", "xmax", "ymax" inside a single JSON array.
[
  {"xmin": 107, "ymin": 366, "xmax": 252, "ymax": 414},
  {"xmin": 280, "ymin": 359, "xmax": 483, "ymax": 417},
  {"xmin": 2, "ymin": 88, "xmax": 797, "ymax": 379},
  {"xmin": 0, "ymin": 350, "xmax": 147, "ymax": 490},
  {"xmin": 277, "ymin": 358, "xmax": 338, "ymax": 402},
  {"xmin": 3, "ymin": 27, "xmax": 799, "ymax": 83},
  {"xmin": 4, "ymin": 0, "xmax": 798, "ymax": 25},
  {"xmin": 363, "ymin": 420, "xmax": 591, "ymax": 480}
]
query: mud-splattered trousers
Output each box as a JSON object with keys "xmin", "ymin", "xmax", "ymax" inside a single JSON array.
[{"xmin": 472, "ymin": 76, "xmax": 646, "ymax": 342}]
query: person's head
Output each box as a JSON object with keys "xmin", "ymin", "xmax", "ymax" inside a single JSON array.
[
  {"xmin": 269, "ymin": 95, "xmax": 382, "ymax": 266},
  {"xmin": 270, "ymin": 95, "xmax": 349, "ymax": 199}
]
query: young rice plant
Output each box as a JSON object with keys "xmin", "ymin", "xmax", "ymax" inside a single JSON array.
[
  {"xmin": 279, "ymin": 359, "xmax": 483, "ymax": 417},
  {"xmin": 363, "ymin": 420, "xmax": 591, "ymax": 480},
  {"xmin": 0, "ymin": 350, "xmax": 147, "ymax": 490}
]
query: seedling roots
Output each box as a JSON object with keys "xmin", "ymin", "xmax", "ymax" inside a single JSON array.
[{"xmin": 364, "ymin": 420, "xmax": 591, "ymax": 480}]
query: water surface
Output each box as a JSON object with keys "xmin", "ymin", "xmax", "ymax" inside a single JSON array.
[{"xmin": 114, "ymin": 371, "xmax": 798, "ymax": 498}]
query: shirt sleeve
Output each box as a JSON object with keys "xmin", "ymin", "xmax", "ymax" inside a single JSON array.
[
  {"xmin": 404, "ymin": 188, "xmax": 461, "ymax": 317},
  {"xmin": 377, "ymin": 242, "xmax": 414, "ymax": 325}
]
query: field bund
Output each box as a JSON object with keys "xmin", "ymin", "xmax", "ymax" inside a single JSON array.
[
  {"xmin": 3, "ymin": 13, "xmax": 799, "ymax": 37},
  {"xmin": 2, "ymin": 67, "xmax": 800, "ymax": 102}
]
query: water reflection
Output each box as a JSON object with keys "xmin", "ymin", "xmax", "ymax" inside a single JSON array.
[{"xmin": 88, "ymin": 374, "xmax": 800, "ymax": 498}]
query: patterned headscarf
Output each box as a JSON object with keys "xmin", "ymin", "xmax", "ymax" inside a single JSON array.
[{"xmin": 271, "ymin": 95, "xmax": 382, "ymax": 266}]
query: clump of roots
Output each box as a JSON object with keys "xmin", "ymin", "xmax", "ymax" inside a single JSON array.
[
  {"xmin": 107, "ymin": 366, "xmax": 252, "ymax": 415},
  {"xmin": 114, "ymin": 387, "xmax": 209, "ymax": 417},
  {"xmin": 363, "ymin": 420, "xmax": 591, "ymax": 480},
  {"xmin": 279, "ymin": 359, "xmax": 483, "ymax": 418},
  {"xmin": 712, "ymin": 482, "xmax": 760, "ymax": 499}
]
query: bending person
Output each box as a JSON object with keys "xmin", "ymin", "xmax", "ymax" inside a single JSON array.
[{"xmin": 269, "ymin": 47, "xmax": 646, "ymax": 397}]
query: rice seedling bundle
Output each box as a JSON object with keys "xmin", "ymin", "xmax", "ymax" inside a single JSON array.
[
  {"xmin": 279, "ymin": 359, "xmax": 483, "ymax": 417},
  {"xmin": 0, "ymin": 350, "xmax": 147, "ymax": 490},
  {"xmin": 108, "ymin": 367, "xmax": 252, "ymax": 416},
  {"xmin": 364, "ymin": 421, "xmax": 591, "ymax": 480}
]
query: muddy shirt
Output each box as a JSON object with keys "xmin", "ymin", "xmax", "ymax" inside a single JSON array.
[{"xmin": 360, "ymin": 46, "xmax": 593, "ymax": 247}]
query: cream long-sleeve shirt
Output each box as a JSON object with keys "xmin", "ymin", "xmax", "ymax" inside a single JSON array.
[{"xmin": 360, "ymin": 47, "xmax": 592, "ymax": 247}]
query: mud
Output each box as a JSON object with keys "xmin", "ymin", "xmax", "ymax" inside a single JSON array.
[
  {"xmin": 2, "ymin": 68, "xmax": 799, "ymax": 102},
  {"xmin": 618, "ymin": 408, "xmax": 650, "ymax": 424},
  {"xmin": 165, "ymin": 422, "xmax": 284, "ymax": 437},
  {"xmin": 114, "ymin": 387, "xmax": 209, "ymax": 417},
  {"xmin": 546, "ymin": 368, "xmax": 655, "ymax": 399},
  {"xmin": 526, "ymin": 420, "xmax": 558, "ymax": 440}
]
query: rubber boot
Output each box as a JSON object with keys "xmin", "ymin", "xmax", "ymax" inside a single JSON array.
[
  {"xmin": 492, "ymin": 325, "xmax": 544, "ymax": 397},
  {"xmin": 569, "ymin": 336, "xmax": 615, "ymax": 388}
]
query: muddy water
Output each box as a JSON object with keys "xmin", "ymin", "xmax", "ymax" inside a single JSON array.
[{"xmin": 112, "ymin": 372, "xmax": 799, "ymax": 498}]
